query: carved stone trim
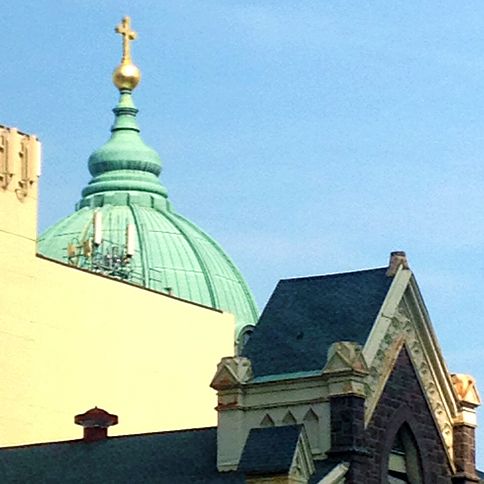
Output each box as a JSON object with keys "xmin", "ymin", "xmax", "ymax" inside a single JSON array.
[
  {"xmin": 0, "ymin": 126, "xmax": 40, "ymax": 198},
  {"xmin": 211, "ymin": 356, "xmax": 253, "ymax": 390},
  {"xmin": 322, "ymin": 341, "xmax": 369, "ymax": 398},
  {"xmin": 452, "ymin": 374, "xmax": 481, "ymax": 408},
  {"xmin": 289, "ymin": 427, "xmax": 315, "ymax": 482},
  {"xmin": 324, "ymin": 341, "xmax": 369, "ymax": 375},
  {"xmin": 365, "ymin": 295, "xmax": 455, "ymax": 460}
]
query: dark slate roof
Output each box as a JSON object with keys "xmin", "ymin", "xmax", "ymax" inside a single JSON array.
[
  {"xmin": 238, "ymin": 425, "xmax": 302, "ymax": 475},
  {"xmin": 0, "ymin": 427, "xmax": 244, "ymax": 484},
  {"xmin": 310, "ymin": 459, "xmax": 346, "ymax": 484},
  {"xmin": 242, "ymin": 267, "xmax": 392, "ymax": 377},
  {"xmin": 477, "ymin": 469, "xmax": 484, "ymax": 483},
  {"xmin": 0, "ymin": 426, "xmax": 341, "ymax": 483}
]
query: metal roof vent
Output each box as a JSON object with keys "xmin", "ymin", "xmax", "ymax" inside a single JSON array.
[{"xmin": 74, "ymin": 407, "xmax": 118, "ymax": 442}]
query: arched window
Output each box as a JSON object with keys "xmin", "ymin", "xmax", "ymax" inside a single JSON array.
[
  {"xmin": 237, "ymin": 325, "xmax": 255, "ymax": 353},
  {"xmin": 388, "ymin": 423, "xmax": 423, "ymax": 484}
]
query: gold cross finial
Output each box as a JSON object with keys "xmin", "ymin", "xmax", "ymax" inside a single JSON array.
[
  {"xmin": 112, "ymin": 16, "xmax": 141, "ymax": 90},
  {"xmin": 115, "ymin": 16, "xmax": 137, "ymax": 64}
]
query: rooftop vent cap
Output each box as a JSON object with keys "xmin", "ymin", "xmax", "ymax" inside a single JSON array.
[{"xmin": 74, "ymin": 406, "xmax": 119, "ymax": 442}]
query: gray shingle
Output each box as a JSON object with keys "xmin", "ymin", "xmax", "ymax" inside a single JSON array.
[
  {"xmin": 238, "ymin": 425, "xmax": 302, "ymax": 475},
  {"xmin": 242, "ymin": 267, "xmax": 392, "ymax": 377},
  {"xmin": 0, "ymin": 426, "xmax": 340, "ymax": 483},
  {"xmin": 0, "ymin": 427, "xmax": 244, "ymax": 483}
]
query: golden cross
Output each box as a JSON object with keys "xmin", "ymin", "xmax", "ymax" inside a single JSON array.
[{"xmin": 115, "ymin": 16, "xmax": 137, "ymax": 64}]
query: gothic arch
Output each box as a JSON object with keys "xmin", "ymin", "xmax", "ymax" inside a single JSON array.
[
  {"xmin": 282, "ymin": 410, "xmax": 297, "ymax": 425},
  {"xmin": 260, "ymin": 414, "xmax": 275, "ymax": 427},
  {"xmin": 303, "ymin": 408, "xmax": 320, "ymax": 451},
  {"xmin": 379, "ymin": 405, "xmax": 429, "ymax": 484}
]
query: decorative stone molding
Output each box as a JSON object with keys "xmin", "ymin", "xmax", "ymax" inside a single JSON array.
[
  {"xmin": 452, "ymin": 374, "xmax": 480, "ymax": 429},
  {"xmin": 210, "ymin": 356, "xmax": 253, "ymax": 391},
  {"xmin": 322, "ymin": 341, "xmax": 369, "ymax": 398},
  {"xmin": 365, "ymin": 297, "xmax": 455, "ymax": 459},
  {"xmin": 0, "ymin": 125, "xmax": 41, "ymax": 199},
  {"xmin": 288, "ymin": 429, "xmax": 315, "ymax": 484},
  {"xmin": 260, "ymin": 414, "xmax": 275, "ymax": 427},
  {"xmin": 0, "ymin": 130, "xmax": 11, "ymax": 189},
  {"xmin": 452, "ymin": 374, "xmax": 481, "ymax": 408},
  {"xmin": 324, "ymin": 341, "xmax": 369, "ymax": 374},
  {"xmin": 302, "ymin": 408, "xmax": 320, "ymax": 452},
  {"xmin": 283, "ymin": 410, "xmax": 297, "ymax": 425}
]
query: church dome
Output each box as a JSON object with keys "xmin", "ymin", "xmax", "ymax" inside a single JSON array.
[{"xmin": 38, "ymin": 18, "xmax": 258, "ymax": 334}]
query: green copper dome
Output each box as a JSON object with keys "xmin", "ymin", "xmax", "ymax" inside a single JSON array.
[{"xmin": 38, "ymin": 88, "xmax": 259, "ymax": 335}]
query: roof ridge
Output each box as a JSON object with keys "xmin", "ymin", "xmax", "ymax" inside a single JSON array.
[
  {"xmin": 0, "ymin": 426, "xmax": 217, "ymax": 450},
  {"xmin": 279, "ymin": 266, "xmax": 387, "ymax": 283}
]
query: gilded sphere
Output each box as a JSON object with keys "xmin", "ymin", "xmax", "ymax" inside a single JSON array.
[{"xmin": 113, "ymin": 63, "xmax": 141, "ymax": 90}]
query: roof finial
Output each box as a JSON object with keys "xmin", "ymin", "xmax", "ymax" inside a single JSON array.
[
  {"xmin": 386, "ymin": 250, "xmax": 409, "ymax": 277},
  {"xmin": 116, "ymin": 16, "xmax": 136, "ymax": 64},
  {"xmin": 112, "ymin": 16, "xmax": 141, "ymax": 91}
]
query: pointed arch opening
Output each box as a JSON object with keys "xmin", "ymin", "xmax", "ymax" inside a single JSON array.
[
  {"xmin": 388, "ymin": 423, "xmax": 423, "ymax": 484},
  {"xmin": 260, "ymin": 414, "xmax": 275, "ymax": 427},
  {"xmin": 303, "ymin": 408, "xmax": 320, "ymax": 451},
  {"xmin": 282, "ymin": 410, "xmax": 297, "ymax": 425}
]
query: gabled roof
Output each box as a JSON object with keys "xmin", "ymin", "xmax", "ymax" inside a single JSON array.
[
  {"xmin": 242, "ymin": 267, "xmax": 392, "ymax": 377},
  {"xmin": 238, "ymin": 425, "xmax": 302, "ymax": 475},
  {"xmin": 0, "ymin": 427, "xmax": 244, "ymax": 483}
]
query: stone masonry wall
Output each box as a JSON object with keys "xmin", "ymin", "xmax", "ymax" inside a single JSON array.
[
  {"xmin": 453, "ymin": 424, "xmax": 478, "ymax": 482},
  {"xmin": 329, "ymin": 347, "xmax": 453, "ymax": 483},
  {"xmin": 363, "ymin": 347, "xmax": 452, "ymax": 483}
]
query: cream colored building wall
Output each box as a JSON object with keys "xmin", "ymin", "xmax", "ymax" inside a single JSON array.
[{"xmin": 0, "ymin": 126, "xmax": 235, "ymax": 446}]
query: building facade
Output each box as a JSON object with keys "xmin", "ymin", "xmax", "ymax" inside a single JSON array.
[
  {"xmin": 0, "ymin": 17, "xmax": 482, "ymax": 484},
  {"xmin": 0, "ymin": 252, "xmax": 481, "ymax": 483},
  {"xmin": 0, "ymin": 123, "xmax": 235, "ymax": 446}
]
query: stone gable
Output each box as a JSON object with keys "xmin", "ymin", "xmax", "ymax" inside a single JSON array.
[{"xmin": 364, "ymin": 347, "xmax": 452, "ymax": 483}]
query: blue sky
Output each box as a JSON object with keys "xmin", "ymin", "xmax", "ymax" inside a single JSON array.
[{"xmin": 3, "ymin": 1, "xmax": 484, "ymax": 465}]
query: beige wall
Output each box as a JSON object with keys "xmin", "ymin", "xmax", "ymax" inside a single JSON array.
[{"xmin": 0, "ymin": 127, "xmax": 234, "ymax": 446}]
